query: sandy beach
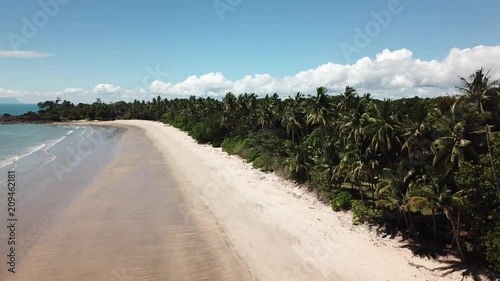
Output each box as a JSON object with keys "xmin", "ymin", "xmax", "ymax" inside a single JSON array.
[
  {"xmin": 1, "ymin": 124, "xmax": 251, "ymax": 281},
  {"xmin": 0, "ymin": 120, "xmax": 469, "ymax": 281}
]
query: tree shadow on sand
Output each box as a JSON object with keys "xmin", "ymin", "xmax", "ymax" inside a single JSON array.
[
  {"xmin": 431, "ymin": 259, "xmax": 500, "ymax": 281},
  {"xmin": 363, "ymin": 217, "xmax": 499, "ymax": 280},
  {"xmin": 399, "ymin": 237, "xmax": 450, "ymax": 260},
  {"xmin": 371, "ymin": 221, "xmax": 400, "ymax": 240}
]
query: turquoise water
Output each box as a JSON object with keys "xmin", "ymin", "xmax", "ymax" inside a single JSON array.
[
  {"xmin": 0, "ymin": 124, "xmax": 119, "ymax": 188},
  {"xmin": 0, "ymin": 104, "xmax": 39, "ymax": 115}
]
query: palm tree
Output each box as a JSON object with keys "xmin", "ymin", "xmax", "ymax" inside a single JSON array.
[
  {"xmin": 321, "ymin": 133, "xmax": 342, "ymax": 191},
  {"xmin": 335, "ymin": 145, "xmax": 377, "ymax": 204},
  {"xmin": 475, "ymin": 125, "xmax": 500, "ymax": 198},
  {"xmin": 401, "ymin": 101, "xmax": 434, "ymax": 158},
  {"xmin": 377, "ymin": 162, "xmax": 414, "ymax": 232},
  {"xmin": 338, "ymin": 93, "xmax": 370, "ymax": 147},
  {"xmin": 221, "ymin": 92, "xmax": 238, "ymax": 133},
  {"xmin": 431, "ymin": 102, "xmax": 478, "ymax": 176},
  {"xmin": 407, "ymin": 166, "xmax": 465, "ymax": 258},
  {"xmin": 238, "ymin": 93, "xmax": 259, "ymax": 130},
  {"xmin": 257, "ymin": 94, "xmax": 281, "ymax": 130},
  {"xmin": 407, "ymin": 171, "xmax": 443, "ymax": 239},
  {"xmin": 335, "ymin": 93, "xmax": 374, "ymax": 203},
  {"xmin": 282, "ymin": 93, "xmax": 306, "ymax": 143},
  {"xmin": 457, "ymin": 68, "xmax": 500, "ymax": 114},
  {"xmin": 337, "ymin": 86, "xmax": 357, "ymax": 113},
  {"xmin": 362, "ymin": 100, "xmax": 402, "ymax": 168},
  {"xmin": 306, "ymin": 87, "xmax": 336, "ymax": 162},
  {"xmin": 306, "ymin": 87, "xmax": 334, "ymax": 127},
  {"xmin": 284, "ymin": 141, "xmax": 311, "ymax": 182}
]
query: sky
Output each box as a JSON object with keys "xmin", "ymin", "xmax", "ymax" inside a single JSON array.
[{"xmin": 1, "ymin": 0, "xmax": 500, "ymax": 103}]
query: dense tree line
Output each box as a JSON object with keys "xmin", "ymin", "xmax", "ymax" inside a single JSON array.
[
  {"xmin": 31, "ymin": 69, "xmax": 500, "ymax": 272},
  {"xmin": 34, "ymin": 97, "xmax": 168, "ymax": 121}
]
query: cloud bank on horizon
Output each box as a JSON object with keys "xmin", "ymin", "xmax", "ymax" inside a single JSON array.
[
  {"xmin": 0, "ymin": 50, "xmax": 52, "ymax": 58},
  {"xmin": 2, "ymin": 45, "xmax": 500, "ymax": 103}
]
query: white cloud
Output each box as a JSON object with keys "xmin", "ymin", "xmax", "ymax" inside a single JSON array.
[
  {"xmin": 0, "ymin": 50, "xmax": 52, "ymax": 58},
  {"xmin": 1, "ymin": 45, "xmax": 499, "ymax": 103},
  {"xmin": 92, "ymin": 84, "xmax": 122, "ymax": 95},
  {"xmin": 151, "ymin": 72, "xmax": 232, "ymax": 96},
  {"xmin": 148, "ymin": 45, "xmax": 500, "ymax": 100},
  {"xmin": 376, "ymin": 48, "xmax": 413, "ymax": 62},
  {"xmin": 62, "ymin": 88, "xmax": 84, "ymax": 94}
]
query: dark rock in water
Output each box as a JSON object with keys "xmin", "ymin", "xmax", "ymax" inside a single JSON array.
[{"xmin": 0, "ymin": 113, "xmax": 49, "ymax": 124}]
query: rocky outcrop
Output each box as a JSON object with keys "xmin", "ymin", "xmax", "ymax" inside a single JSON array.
[{"xmin": 0, "ymin": 114, "xmax": 49, "ymax": 124}]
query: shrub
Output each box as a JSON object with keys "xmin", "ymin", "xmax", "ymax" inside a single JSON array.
[
  {"xmin": 188, "ymin": 116, "xmax": 226, "ymax": 145},
  {"xmin": 252, "ymin": 153, "xmax": 276, "ymax": 172},
  {"xmin": 482, "ymin": 225, "xmax": 500, "ymax": 272},
  {"xmin": 222, "ymin": 137, "xmax": 243, "ymax": 155},
  {"xmin": 245, "ymin": 147, "xmax": 261, "ymax": 162},
  {"xmin": 352, "ymin": 200, "xmax": 381, "ymax": 225},
  {"xmin": 331, "ymin": 191, "xmax": 353, "ymax": 212}
]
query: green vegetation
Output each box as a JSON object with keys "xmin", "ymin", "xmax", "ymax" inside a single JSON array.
[
  {"xmin": 352, "ymin": 200, "xmax": 381, "ymax": 225},
  {"xmin": 27, "ymin": 69, "xmax": 500, "ymax": 272},
  {"xmin": 331, "ymin": 191, "xmax": 353, "ymax": 211}
]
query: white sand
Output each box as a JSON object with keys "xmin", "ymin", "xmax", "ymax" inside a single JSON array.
[{"xmin": 113, "ymin": 120, "xmax": 467, "ymax": 281}]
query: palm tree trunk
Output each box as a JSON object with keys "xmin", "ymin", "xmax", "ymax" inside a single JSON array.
[
  {"xmin": 371, "ymin": 182, "xmax": 376, "ymax": 206},
  {"xmin": 432, "ymin": 207, "xmax": 437, "ymax": 239},
  {"xmin": 446, "ymin": 208, "xmax": 466, "ymax": 261},
  {"xmin": 369, "ymin": 171, "xmax": 376, "ymax": 206},
  {"xmin": 486, "ymin": 125, "xmax": 500, "ymax": 198},
  {"xmin": 402, "ymin": 209, "xmax": 410, "ymax": 233},
  {"xmin": 357, "ymin": 178, "xmax": 364, "ymax": 204},
  {"xmin": 457, "ymin": 205, "xmax": 461, "ymax": 244},
  {"xmin": 408, "ymin": 212, "xmax": 416, "ymax": 235}
]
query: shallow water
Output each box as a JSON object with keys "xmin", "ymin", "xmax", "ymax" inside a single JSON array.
[
  {"xmin": 0, "ymin": 124, "xmax": 119, "ymax": 188},
  {"xmin": 0, "ymin": 124, "xmax": 123, "ymax": 279}
]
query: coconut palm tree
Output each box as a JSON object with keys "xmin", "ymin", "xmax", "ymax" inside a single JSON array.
[
  {"xmin": 362, "ymin": 100, "xmax": 402, "ymax": 168},
  {"xmin": 401, "ymin": 101, "xmax": 434, "ymax": 154},
  {"xmin": 282, "ymin": 93, "xmax": 307, "ymax": 143},
  {"xmin": 377, "ymin": 162, "xmax": 414, "ymax": 232},
  {"xmin": 284, "ymin": 141, "xmax": 311, "ymax": 182},
  {"xmin": 431, "ymin": 102, "xmax": 478, "ymax": 175},
  {"xmin": 221, "ymin": 92, "xmax": 238, "ymax": 133},
  {"xmin": 457, "ymin": 68, "xmax": 500, "ymax": 114},
  {"xmin": 306, "ymin": 87, "xmax": 334, "ymax": 127},
  {"xmin": 337, "ymin": 86, "xmax": 357, "ymax": 113},
  {"xmin": 407, "ymin": 166, "xmax": 465, "ymax": 258},
  {"xmin": 338, "ymin": 93, "xmax": 371, "ymax": 147}
]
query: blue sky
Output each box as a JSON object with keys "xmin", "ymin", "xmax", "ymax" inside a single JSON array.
[{"xmin": 1, "ymin": 0, "xmax": 500, "ymax": 102}]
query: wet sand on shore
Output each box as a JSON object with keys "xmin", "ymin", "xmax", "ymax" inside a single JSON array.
[{"xmin": 2, "ymin": 124, "xmax": 251, "ymax": 281}]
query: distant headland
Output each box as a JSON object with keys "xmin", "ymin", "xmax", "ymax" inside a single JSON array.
[{"xmin": 0, "ymin": 97, "xmax": 22, "ymax": 104}]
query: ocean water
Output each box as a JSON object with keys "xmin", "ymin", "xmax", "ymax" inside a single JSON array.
[
  {"xmin": 0, "ymin": 124, "xmax": 119, "ymax": 189},
  {"xmin": 0, "ymin": 104, "xmax": 39, "ymax": 115}
]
